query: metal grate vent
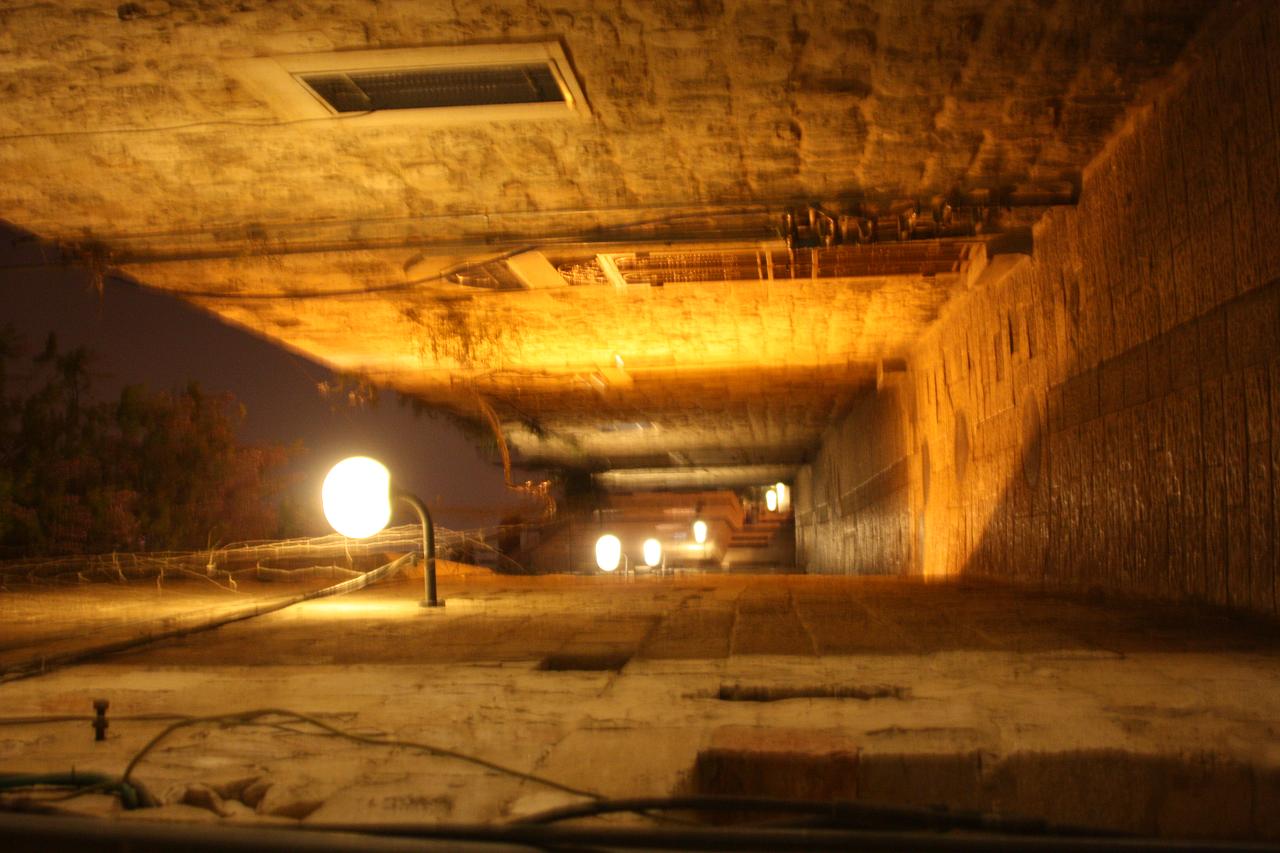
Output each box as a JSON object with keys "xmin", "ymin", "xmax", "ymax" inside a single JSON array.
[
  {"xmin": 298, "ymin": 64, "xmax": 565, "ymax": 113},
  {"xmin": 557, "ymin": 244, "xmax": 972, "ymax": 287}
]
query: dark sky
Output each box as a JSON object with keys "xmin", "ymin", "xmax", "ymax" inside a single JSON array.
[{"xmin": 0, "ymin": 224, "xmax": 545, "ymax": 533}]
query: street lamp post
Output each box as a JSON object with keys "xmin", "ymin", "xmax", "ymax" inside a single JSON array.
[
  {"xmin": 397, "ymin": 491, "xmax": 439, "ymax": 608},
  {"xmin": 322, "ymin": 456, "xmax": 442, "ymax": 609}
]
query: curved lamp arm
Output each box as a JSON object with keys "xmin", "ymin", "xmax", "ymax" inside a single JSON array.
[{"xmin": 395, "ymin": 490, "xmax": 440, "ymax": 608}]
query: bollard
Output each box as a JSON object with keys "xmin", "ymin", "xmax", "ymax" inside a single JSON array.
[{"xmin": 92, "ymin": 698, "xmax": 109, "ymax": 742}]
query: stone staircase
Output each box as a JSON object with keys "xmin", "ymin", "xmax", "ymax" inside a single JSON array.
[{"xmin": 724, "ymin": 513, "xmax": 795, "ymax": 568}]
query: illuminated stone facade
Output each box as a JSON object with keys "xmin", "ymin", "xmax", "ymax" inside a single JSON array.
[
  {"xmin": 9, "ymin": 0, "xmax": 1278, "ymax": 611},
  {"xmin": 0, "ymin": 0, "xmax": 1213, "ymax": 472},
  {"xmin": 797, "ymin": 2, "xmax": 1280, "ymax": 615}
]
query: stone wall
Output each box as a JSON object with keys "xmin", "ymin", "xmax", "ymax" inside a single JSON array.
[
  {"xmin": 0, "ymin": 1, "xmax": 1211, "ymax": 240},
  {"xmin": 796, "ymin": 378, "xmax": 913, "ymax": 575},
  {"xmin": 797, "ymin": 2, "xmax": 1280, "ymax": 616}
]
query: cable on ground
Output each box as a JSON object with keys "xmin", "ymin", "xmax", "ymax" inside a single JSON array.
[
  {"xmin": 119, "ymin": 708, "xmax": 601, "ymax": 803},
  {"xmin": 0, "ymin": 553, "xmax": 414, "ymax": 685}
]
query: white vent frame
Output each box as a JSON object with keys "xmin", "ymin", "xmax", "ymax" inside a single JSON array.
[{"xmin": 225, "ymin": 42, "xmax": 589, "ymax": 127}]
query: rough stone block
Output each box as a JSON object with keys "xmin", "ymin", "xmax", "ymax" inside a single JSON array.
[
  {"xmin": 692, "ymin": 726, "xmax": 860, "ymax": 801},
  {"xmin": 1246, "ymin": 364, "xmax": 1272, "ymax": 445},
  {"xmin": 1204, "ymin": 465, "xmax": 1229, "ymax": 606},
  {"xmin": 1197, "ymin": 307, "xmax": 1229, "ymax": 381},
  {"xmin": 1167, "ymin": 499, "xmax": 1187, "ymax": 599},
  {"xmin": 1199, "ymin": 91, "xmax": 1232, "ymax": 216},
  {"xmin": 1254, "ymin": 766, "xmax": 1280, "ymax": 840},
  {"xmin": 1227, "ymin": 501, "xmax": 1252, "ymax": 610},
  {"xmin": 1176, "ymin": 384, "xmax": 1207, "ymax": 598},
  {"xmin": 1061, "ymin": 370, "xmax": 1100, "ymax": 427},
  {"xmin": 1273, "ymin": 358, "xmax": 1280, "ymax": 612},
  {"xmin": 1123, "ymin": 344, "xmax": 1150, "ymax": 406},
  {"xmin": 1216, "ymin": 37, "xmax": 1248, "ymax": 140},
  {"xmin": 1210, "ymin": 205, "xmax": 1241, "ymax": 307},
  {"xmin": 857, "ymin": 751, "xmax": 985, "ymax": 813},
  {"xmin": 1193, "ymin": 226, "xmax": 1222, "ymax": 319},
  {"xmin": 1100, "ymin": 357, "xmax": 1126, "ymax": 415},
  {"xmin": 1201, "ymin": 377, "xmax": 1226, "ymax": 469},
  {"xmin": 1241, "ymin": 29, "xmax": 1275, "ymax": 157},
  {"xmin": 1227, "ymin": 285, "xmax": 1280, "ymax": 370},
  {"xmin": 1171, "ymin": 243, "xmax": 1197, "ymax": 327},
  {"xmin": 1167, "ymin": 319, "xmax": 1200, "ymax": 390},
  {"xmin": 1154, "ymin": 753, "xmax": 1255, "ymax": 841},
  {"xmin": 1045, "ymin": 382, "xmax": 1065, "ymax": 433},
  {"xmin": 1248, "ymin": 440, "xmax": 1274, "ymax": 613},
  {"xmin": 985, "ymin": 751, "xmax": 1162, "ymax": 836},
  {"xmin": 1152, "ymin": 245, "xmax": 1179, "ymax": 335},
  {"xmin": 1148, "ymin": 331, "xmax": 1173, "ymax": 398},
  {"xmin": 1223, "ymin": 371, "xmax": 1248, "ymax": 507},
  {"xmin": 1162, "ymin": 103, "xmax": 1193, "ymax": 246}
]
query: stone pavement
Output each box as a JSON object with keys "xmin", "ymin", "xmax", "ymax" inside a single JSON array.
[{"xmin": 2, "ymin": 573, "xmax": 1279, "ymax": 839}]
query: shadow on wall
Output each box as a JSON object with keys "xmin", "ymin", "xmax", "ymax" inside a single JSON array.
[
  {"xmin": 952, "ymin": 2, "xmax": 1280, "ymax": 616},
  {"xmin": 910, "ymin": 0, "xmax": 1280, "ymax": 613},
  {"xmin": 690, "ymin": 744, "xmax": 1280, "ymax": 840},
  {"xmin": 795, "ymin": 375, "xmax": 915, "ymax": 576},
  {"xmin": 947, "ymin": 275, "xmax": 1279, "ymax": 611},
  {"xmin": 799, "ymin": 1, "xmax": 1280, "ymax": 616}
]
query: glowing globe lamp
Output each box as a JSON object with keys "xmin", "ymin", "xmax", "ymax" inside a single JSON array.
[
  {"xmin": 595, "ymin": 534, "xmax": 622, "ymax": 572},
  {"xmin": 323, "ymin": 456, "xmax": 392, "ymax": 538},
  {"xmin": 692, "ymin": 519, "xmax": 708, "ymax": 544},
  {"xmin": 642, "ymin": 537, "xmax": 662, "ymax": 567},
  {"xmin": 766, "ymin": 487, "xmax": 778, "ymax": 512}
]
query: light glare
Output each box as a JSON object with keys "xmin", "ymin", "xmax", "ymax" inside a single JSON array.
[
  {"xmin": 595, "ymin": 534, "xmax": 622, "ymax": 572},
  {"xmin": 642, "ymin": 537, "xmax": 662, "ymax": 567},
  {"xmin": 692, "ymin": 519, "xmax": 708, "ymax": 544},
  {"xmin": 322, "ymin": 456, "xmax": 392, "ymax": 538},
  {"xmin": 766, "ymin": 488, "xmax": 778, "ymax": 512}
]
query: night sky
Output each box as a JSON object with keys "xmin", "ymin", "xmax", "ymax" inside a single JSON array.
[{"xmin": 0, "ymin": 224, "xmax": 545, "ymax": 533}]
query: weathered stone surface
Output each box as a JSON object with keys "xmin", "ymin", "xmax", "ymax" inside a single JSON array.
[
  {"xmin": 0, "ymin": 0, "xmax": 1217, "ymax": 470},
  {"xmin": 795, "ymin": 1, "xmax": 1280, "ymax": 619},
  {"xmin": 4, "ymin": 575, "xmax": 1280, "ymax": 838}
]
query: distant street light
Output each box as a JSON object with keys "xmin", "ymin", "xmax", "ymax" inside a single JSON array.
[
  {"xmin": 595, "ymin": 533, "xmax": 622, "ymax": 573},
  {"xmin": 322, "ymin": 456, "xmax": 441, "ymax": 608},
  {"xmin": 642, "ymin": 537, "xmax": 662, "ymax": 568},
  {"xmin": 765, "ymin": 487, "xmax": 778, "ymax": 512},
  {"xmin": 692, "ymin": 519, "xmax": 708, "ymax": 545}
]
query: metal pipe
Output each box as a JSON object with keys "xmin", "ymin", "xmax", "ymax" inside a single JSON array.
[{"xmin": 397, "ymin": 492, "xmax": 439, "ymax": 608}]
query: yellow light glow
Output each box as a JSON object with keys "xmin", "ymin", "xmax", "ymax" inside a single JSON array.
[
  {"xmin": 322, "ymin": 456, "xmax": 392, "ymax": 539},
  {"xmin": 308, "ymin": 600, "xmax": 416, "ymax": 617},
  {"xmin": 595, "ymin": 533, "xmax": 622, "ymax": 572},
  {"xmin": 642, "ymin": 537, "xmax": 662, "ymax": 567},
  {"xmin": 692, "ymin": 519, "xmax": 708, "ymax": 544},
  {"xmin": 766, "ymin": 488, "xmax": 778, "ymax": 512}
]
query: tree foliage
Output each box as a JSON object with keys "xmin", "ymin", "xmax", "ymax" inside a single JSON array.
[{"xmin": 0, "ymin": 328, "xmax": 300, "ymax": 555}]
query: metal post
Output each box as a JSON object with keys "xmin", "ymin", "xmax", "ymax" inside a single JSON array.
[{"xmin": 397, "ymin": 492, "xmax": 440, "ymax": 608}]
